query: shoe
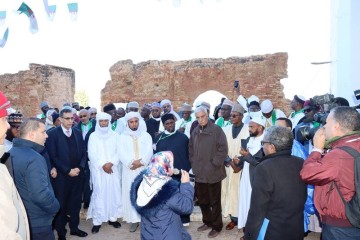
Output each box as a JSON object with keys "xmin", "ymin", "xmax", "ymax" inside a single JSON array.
[
  {"xmin": 91, "ymin": 225, "xmax": 101, "ymax": 234},
  {"xmin": 183, "ymin": 222, "xmax": 190, "ymax": 227},
  {"xmin": 226, "ymin": 221, "xmax": 236, "ymax": 230},
  {"xmin": 108, "ymin": 221, "xmax": 121, "ymax": 228},
  {"xmin": 65, "ymin": 215, "xmax": 70, "ymax": 222},
  {"xmin": 208, "ymin": 229, "xmax": 220, "ymax": 238},
  {"xmin": 58, "ymin": 236, "xmax": 66, "ymax": 240},
  {"xmin": 197, "ymin": 224, "xmax": 211, "ymax": 232},
  {"xmin": 70, "ymin": 228, "xmax": 88, "ymax": 237},
  {"xmin": 129, "ymin": 223, "xmax": 139, "ymax": 232}
]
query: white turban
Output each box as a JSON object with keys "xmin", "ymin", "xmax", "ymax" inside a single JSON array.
[
  {"xmin": 260, "ymin": 99, "xmax": 273, "ymax": 114},
  {"xmin": 94, "ymin": 112, "xmax": 112, "ymax": 138},
  {"xmin": 124, "ymin": 112, "xmax": 144, "ymax": 137},
  {"xmin": 250, "ymin": 116, "xmax": 266, "ymax": 128}
]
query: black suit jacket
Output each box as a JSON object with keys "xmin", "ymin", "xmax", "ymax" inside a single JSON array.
[
  {"xmin": 46, "ymin": 126, "xmax": 86, "ymax": 175},
  {"xmin": 244, "ymin": 150, "xmax": 307, "ymax": 240}
]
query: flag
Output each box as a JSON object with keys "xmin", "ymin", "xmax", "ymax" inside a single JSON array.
[
  {"xmin": 67, "ymin": 2, "xmax": 78, "ymax": 21},
  {"xmin": 17, "ymin": 2, "xmax": 38, "ymax": 34},
  {"xmin": 43, "ymin": 0, "xmax": 57, "ymax": 21},
  {"xmin": 0, "ymin": 27, "xmax": 9, "ymax": 48}
]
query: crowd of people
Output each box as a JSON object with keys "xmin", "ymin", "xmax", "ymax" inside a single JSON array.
[{"xmin": 0, "ymin": 87, "xmax": 360, "ymax": 240}]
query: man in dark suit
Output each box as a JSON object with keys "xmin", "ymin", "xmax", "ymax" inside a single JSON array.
[
  {"xmin": 243, "ymin": 126, "xmax": 307, "ymax": 240},
  {"xmin": 46, "ymin": 107, "xmax": 88, "ymax": 240},
  {"xmin": 75, "ymin": 109, "xmax": 96, "ymax": 209}
]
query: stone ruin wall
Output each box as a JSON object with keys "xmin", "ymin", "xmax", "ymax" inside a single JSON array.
[
  {"xmin": 0, "ymin": 63, "xmax": 75, "ymax": 117},
  {"xmin": 101, "ymin": 52, "xmax": 291, "ymax": 115}
]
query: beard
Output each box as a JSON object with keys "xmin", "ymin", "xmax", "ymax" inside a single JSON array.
[
  {"xmin": 249, "ymin": 129, "xmax": 259, "ymax": 137},
  {"xmin": 130, "ymin": 127, "xmax": 138, "ymax": 131}
]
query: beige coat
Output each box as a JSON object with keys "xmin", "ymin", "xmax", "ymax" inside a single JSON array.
[
  {"xmin": 221, "ymin": 124, "xmax": 249, "ymax": 218},
  {"xmin": 0, "ymin": 153, "xmax": 30, "ymax": 240}
]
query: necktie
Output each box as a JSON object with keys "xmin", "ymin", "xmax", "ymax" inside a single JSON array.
[{"xmin": 66, "ymin": 130, "xmax": 71, "ymax": 137}]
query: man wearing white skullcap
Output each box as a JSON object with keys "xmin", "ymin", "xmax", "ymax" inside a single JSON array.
[
  {"xmin": 215, "ymin": 99, "xmax": 234, "ymax": 128},
  {"xmin": 118, "ymin": 112, "xmax": 153, "ymax": 233},
  {"xmin": 233, "ymin": 116, "xmax": 265, "ymax": 230},
  {"xmin": 288, "ymin": 95, "xmax": 306, "ymax": 130},
  {"xmin": 87, "ymin": 112, "xmax": 123, "ymax": 233},
  {"xmin": 260, "ymin": 99, "xmax": 286, "ymax": 129}
]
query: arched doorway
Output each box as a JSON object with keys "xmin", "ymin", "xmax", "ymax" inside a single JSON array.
[{"xmin": 192, "ymin": 90, "xmax": 227, "ymax": 116}]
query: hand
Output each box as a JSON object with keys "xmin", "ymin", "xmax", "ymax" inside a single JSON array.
[
  {"xmin": 68, "ymin": 168, "xmax": 79, "ymax": 177},
  {"xmin": 181, "ymin": 170, "xmax": 190, "ymax": 183},
  {"xmin": 130, "ymin": 159, "xmax": 143, "ymax": 170},
  {"xmin": 240, "ymin": 148, "xmax": 249, "ymax": 157},
  {"xmin": 313, "ymin": 127, "xmax": 326, "ymax": 150},
  {"xmin": 229, "ymin": 161, "xmax": 242, "ymax": 173},
  {"xmin": 232, "ymin": 156, "xmax": 239, "ymax": 165},
  {"xmin": 50, "ymin": 167, "xmax": 57, "ymax": 178},
  {"xmin": 102, "ymin": 162, "xmax": 114, "ymax": 174}
]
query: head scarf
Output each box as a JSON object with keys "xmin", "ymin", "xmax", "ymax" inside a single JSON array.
[
  {"xmin": 160, "ymin": 99, "xmax": 181, "ymax": 121},
  {"xmin": 123, "ymin": 112, "xmax": 145, "ymax": 138},
  {"xmin": 94, "ymin": 112, "xmax": 113, "ymax": 139},
  {"xmin": 137, "ymin": 151, "xmax": 174, "ymax": 207}
]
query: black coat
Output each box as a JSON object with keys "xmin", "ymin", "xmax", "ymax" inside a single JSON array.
[
  {"xmin": 45, "ymin": 126, "xmax": 86, "ymax": 175},
  {"xmin": 244, "ymin": 150, "xmax": 307, "ymax": 240}
]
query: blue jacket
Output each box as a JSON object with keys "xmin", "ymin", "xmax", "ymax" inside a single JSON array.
[
  {"xmin": 131, "ymin": 172, "xmax": 194, "ymax": 240},
  {"xmin": 9, "ymin": 138, "xmax": 60, "ymax": 232}
]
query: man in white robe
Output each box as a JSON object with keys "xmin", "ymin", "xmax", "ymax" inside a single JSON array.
[
  {"xmin": 234, "ymin": 116, "xmax": 265, "ymax": 230},
  {"xmin": 118, "ymin": 112, "xmax": 153, "ymax": 232},
  {"xmin": 87, "ymin": 112, "xmax": 122, "ymax": 233},
  {"xmin": 221, "ymin": 104, "xmax": 249, "ymax": 231}
]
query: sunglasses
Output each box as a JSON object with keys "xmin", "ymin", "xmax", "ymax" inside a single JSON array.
[
  {"xmin": 90, "ymin": 113, "xmax": 97, "ymax": 115},
  {"xmin": 79, "ymin": 115, "xmax": 87, "ymax": 118}
]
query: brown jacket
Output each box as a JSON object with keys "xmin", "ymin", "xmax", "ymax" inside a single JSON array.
[{"xmin": 189, "ymin": 120, "xmax": 228, "ymax": 183}]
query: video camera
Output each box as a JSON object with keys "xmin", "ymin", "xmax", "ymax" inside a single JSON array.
[{"xmin": 297, "ymin": 90, "xmax": 360, "ymax": 144}]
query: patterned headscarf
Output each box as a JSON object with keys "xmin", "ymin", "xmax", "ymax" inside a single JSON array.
[
  {"xmin": 144, "ymin": 151, "xmax": 174, "ymax": 180},
  {"xmin": 137, "ymin": 151, "xmax": 174, "ymax": 206}
]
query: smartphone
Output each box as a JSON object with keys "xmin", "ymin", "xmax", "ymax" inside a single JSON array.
[
  {"xmin": 234, "ymin": 80, "xmax": 239, "ymax": 88},
  {"xmin": 241, "ymin": 139, "xmax": 248, "ymax": 150}
]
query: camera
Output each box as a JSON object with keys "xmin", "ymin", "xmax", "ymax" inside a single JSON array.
[{"xmin": 296, "ymin": 126, "xmax": 320, "ymax": 144}]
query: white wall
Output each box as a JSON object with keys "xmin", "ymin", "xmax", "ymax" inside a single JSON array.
[{"xmin": 331, "ymin": 0, "xmax": 360, "ymax": 106}]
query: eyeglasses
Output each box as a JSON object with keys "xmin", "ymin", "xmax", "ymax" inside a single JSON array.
[
  {"xmin": 11, "ymin": 125, "xmax": 21, "ymax": 129},
  {"xmin": 260, "ymin": 141, "xmax": 272, "ymax": 146},
  {"xmin": 79, "ymin": 115, "xmax": 87, "ymax": 118},
  {"xmin": 230, "ymin": 114, "xmax": 240, "ymax": 118},
  {"xmin": 62, "ymin": 117, "xmax": 74, "ymax": 121}
]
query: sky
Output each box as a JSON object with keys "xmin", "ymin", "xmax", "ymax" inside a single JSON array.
[{"xmin": 0, "ymin": 0, "xmax": 331, "ymax": 108}]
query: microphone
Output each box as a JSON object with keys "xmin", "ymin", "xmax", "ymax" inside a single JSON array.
[{"xmin": 173, "ymin": 168, "xmax": 196, "ymax": 181}]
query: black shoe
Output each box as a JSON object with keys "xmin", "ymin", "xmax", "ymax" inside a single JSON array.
[
  {"xmin": 108, "ymin": 221, "xmax": 121, "ymax": 228},
  {"xmin": 58, "ymin": 237, "xmax": 66, "ymax": 240},
  {"xmin": 91, "ymin": 225, "xmax": 101, "ymax": 234},
  {"xmin": 70, "ymin": 228, "xmax": 88, "ymax": 237}
]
